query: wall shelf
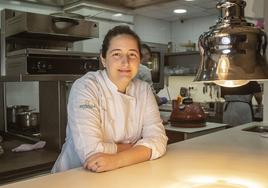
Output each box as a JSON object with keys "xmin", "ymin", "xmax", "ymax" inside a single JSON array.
[
  {"xmin": 165, "ymin": 51, "xmax": 199, "ymax": 56},
  {"xmin": 164, "ymin": 51, "xmax": 201, "ymax": 76}
]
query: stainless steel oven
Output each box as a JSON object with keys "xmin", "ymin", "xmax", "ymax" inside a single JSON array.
[
  {"xmin": 1, "ymin": 9, "xmax": 99, "ymax": 76},
  {"xmin": 0, "ymin": 9, "xmax": 100, "ymax": 147},
  {"xmin": 143, "ymin": 42, "xmax": 167, "ymax": 92}
]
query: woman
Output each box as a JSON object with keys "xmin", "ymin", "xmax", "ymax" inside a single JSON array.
[
  {"xmin": 135, "ymin": 44, "xmax": 154, "ymax": 85},
  {"xmin": 135, "ymin": 44, "xmax": 167, "ymax": 105},
  {"xmin": 51, "ymin": 25, "xmax": 168, "ymax": 173}
]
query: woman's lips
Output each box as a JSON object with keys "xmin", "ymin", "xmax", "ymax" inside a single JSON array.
[
  {"xmin": 118, "ymin": 69, "xmax": 131, "ymax": 73},
  {"xmin": 118, "ymin": 69, "xmax": 131, "ymax": 76}
]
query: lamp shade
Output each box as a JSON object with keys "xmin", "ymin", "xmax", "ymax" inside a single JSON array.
[{"xmin": 194, "ymin": 0, "xmax": 268, "ymax": 87}]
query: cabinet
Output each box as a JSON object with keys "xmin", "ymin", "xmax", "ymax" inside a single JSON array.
[
  {"xmin": 164, "ymin": 51, "xmax": 201, "ymax": 76},
  {"xmin": 0, "ymin": 76, "xmax": 81, "ymax": 184},
  {"xmin": 165, "ymin": 122, "xmax": 227, "ymax": 144},
  {"xmin": 0, "ymin": 75, "xmax": 81, "ymax": 150}
]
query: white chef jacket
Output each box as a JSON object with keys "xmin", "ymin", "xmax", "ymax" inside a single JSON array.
[{"xmin": 51, "ymin": 70, "xmax": 167, "ymax": 173}]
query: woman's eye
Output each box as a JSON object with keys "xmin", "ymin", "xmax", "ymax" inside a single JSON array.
[
  {"xmin": 112, "ymin": 52, "xmax": 121, "ymax": 57},
  {"xmin": 129, "ymin": 53, "xmax": 138, "ymax": 59}
]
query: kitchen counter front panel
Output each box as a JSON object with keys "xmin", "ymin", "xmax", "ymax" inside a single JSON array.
[{"xmin": 1, "ymin": 122, "xmax": 268, "ymax": 188}]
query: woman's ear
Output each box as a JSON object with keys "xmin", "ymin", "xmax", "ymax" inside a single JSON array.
[{"xmin": 100, "ymin": 55, "xmax": 106, "ymax": 68}]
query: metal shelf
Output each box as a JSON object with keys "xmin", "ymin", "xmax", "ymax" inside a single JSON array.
[
  {"xmin": 0, "ymin": 74, "xmax": 83, "ymax": 82},
  {"xmin": 165, "ymin": 51, "xmax": 199, "ymax": 56}
]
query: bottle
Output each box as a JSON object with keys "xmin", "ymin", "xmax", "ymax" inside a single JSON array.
[{"xmin": 167, "ymin": 42, "xmax": 172, "ymax": 53}]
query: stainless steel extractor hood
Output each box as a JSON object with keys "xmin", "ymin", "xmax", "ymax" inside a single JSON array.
[
  {"xmin": 4, "ymin": 9, "xmax": 99, "ymax": 41},
  {"xmin": 194, "ymin": 0, "xmax": 268, "ymax": 87}
]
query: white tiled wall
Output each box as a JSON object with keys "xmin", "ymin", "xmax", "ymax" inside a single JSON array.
[
  {"xmin": 74, "ymin": 15, "xmax": 171, "ymax": 53},
  {"xmin": 6, "ymin": 82, "xmax": 39, "ymax": 110},
  {"xmin": 170, "ymin": 15, "xmax": 217, "ymax": 52},
  {"xmin": 245, "ymin": 0, "xmax": 264, "ymax": 19},
  {"xmin": 0, "ymin": 1, "xmax": 60, "ymax": 15},
  {"xmin": 134, "ymin": 15, "xmax": 171, "ymax": 44},
  {"xmin": 73, "ymin": 21, "xmax": 133, "ymax": 53}
]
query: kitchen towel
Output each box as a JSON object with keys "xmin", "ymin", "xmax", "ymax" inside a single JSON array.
[
  {"xmin": 12, "ymin": 141, "xmax": 46, "ymax": 152},
  {"xmin": 260, "ymin": 133, "xmax": 268, "ymax": 138}
]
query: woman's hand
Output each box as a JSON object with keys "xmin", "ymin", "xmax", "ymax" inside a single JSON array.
[
  {"xmin": 84, "ymin": 145, "xmax": 152, "ymax": 173},
  {"xmin": 84, "ymin": 153, "xmax": 120, "ymax": 172}
]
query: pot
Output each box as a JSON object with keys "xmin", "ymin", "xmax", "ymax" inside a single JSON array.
[
  {"xmin": 16, "ymin": 111, "xmax": 40, "ymax": 129},
  {"xmin": 7, "ymin": 105, "xmax": 29, "ymax": 124},
  {"xmin": 170, "ymin": 98, "xmax": 206, "ymax": 128}
]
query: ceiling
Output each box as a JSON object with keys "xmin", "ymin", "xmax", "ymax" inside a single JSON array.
[
  {"xmin": 16, "ymin": 0, "xmax": 219, "ymax": 21},
  {"xmin": 132, "ymin": 0, "xmax": 218, "ymax": 21}
]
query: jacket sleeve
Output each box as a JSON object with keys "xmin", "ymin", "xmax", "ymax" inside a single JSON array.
[
  {"xmin": 67, "ymin": 78, "xmax": 117, "ymax": 163},
  {"xmin": 135, "ymin": 84, "xmax": 168, "ymax": 160}
]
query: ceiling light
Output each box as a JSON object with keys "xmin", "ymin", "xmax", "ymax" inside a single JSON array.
[
  {"xmin": 194, "ymin": 0, "xmax": 268, "ymax": 87},
  {"xmin": 173, "ymin": 9, "xmax": 187, "ymax": 14},
  {"xmin": 113, "ymin": 13, "xmax": 123, "ymax": 17}
]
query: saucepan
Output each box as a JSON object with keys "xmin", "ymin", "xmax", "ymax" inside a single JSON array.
[
  {"xmin": 16, "ymin": 111, "xmax": 40, "ymax": 129},
  {"xmin": 7, "ymin": 105, "xmax": 30, "ymax": 124}
]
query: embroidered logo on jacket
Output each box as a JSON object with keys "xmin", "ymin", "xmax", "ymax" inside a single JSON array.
[{"xmin": 79, "ymin": 100, "xmax": 96, "ymax": 109}]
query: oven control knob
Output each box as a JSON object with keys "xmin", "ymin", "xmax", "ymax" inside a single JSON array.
[
  {"xmin": 83, "ymin": 62, "xmax": 93, "ymax": 71},
  {"xmin": 37, "ymin": 61, "xmax": 48, "ymax": 71}
]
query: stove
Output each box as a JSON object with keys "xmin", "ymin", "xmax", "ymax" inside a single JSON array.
[{"xmin": 6, "ymin": 48, "xmax": 100, "ymax": 75}]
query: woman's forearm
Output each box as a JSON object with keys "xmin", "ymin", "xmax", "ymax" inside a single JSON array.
[
  {"xmin": 116, "ymin": 145, "xmax": 152, "ymax": 168},
  {"xmin": 116, "ymin": 143, "xmax": 134, "ymax": 153},
  {"xmin": 84, "ymin": 145, "xmax": 152, "ymax": 172}
]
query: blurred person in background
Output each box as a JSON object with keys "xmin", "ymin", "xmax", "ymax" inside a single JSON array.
[
  {"xmin": 135, "ymin": 44, "xmax": 167, "ymax": 105},
  {"xmin": 221, "ymin": 81, "xmax": 263, "ymax": 126}
]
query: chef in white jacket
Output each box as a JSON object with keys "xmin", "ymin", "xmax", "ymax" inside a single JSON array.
[{"xmin": 52, "ymin": 25, "xmax": 167, "ymax": 173}]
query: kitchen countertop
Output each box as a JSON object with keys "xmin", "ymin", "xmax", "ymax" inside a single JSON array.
[
  {"xmin": 165, "ymin": 122, "xmax": 227, "ymax": 133},
  {"xmin": 0, "ymin": 134, "xmax": 59, "ymax": 185},
  {"xmin": 1, "ymin": 122, "xmax": 268, "ymax": 188}
]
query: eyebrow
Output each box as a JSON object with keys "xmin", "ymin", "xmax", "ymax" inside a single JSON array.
[{"xmin": 109, "ymin": 49, "xmax": 139, "ymax": 54}]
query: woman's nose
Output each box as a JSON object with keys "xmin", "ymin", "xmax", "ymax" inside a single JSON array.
[{"xmin": 121, "ymin": 55, "xmax": 130, "ymax": 65}]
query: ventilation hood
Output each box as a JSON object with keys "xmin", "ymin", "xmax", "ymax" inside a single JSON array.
[{"xmin": 194, "ymin": 0, "xmax": 268, "ymax": 87}]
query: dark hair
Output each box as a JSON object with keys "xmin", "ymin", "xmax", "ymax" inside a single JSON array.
[
  {"xmin": 141, "ymin": 44, "xmax": 152, "ymax": 57},
  {"xmin": 101, "ymin": 25, "xmax": 142, "ymax": 58}
]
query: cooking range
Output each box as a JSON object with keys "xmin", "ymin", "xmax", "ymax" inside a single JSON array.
[
  {"xmin": 1, "ymin": 9, "xmax": 100, "ymax": 142},
  {"xmin": 0, "ymin": 9, "xmax": 101, "ymax": 183},
  {"xmin": 6, "ymin": 48, "xmax": 99, "ymax": 75},
  {"xmin": 2, "ymin": 9, "xmax": 100, "ymax": 76}
]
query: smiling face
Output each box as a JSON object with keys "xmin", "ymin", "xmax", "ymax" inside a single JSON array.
[{"xmin": 101, "ymin": 34, "xmax": 141, "ymax": 92}]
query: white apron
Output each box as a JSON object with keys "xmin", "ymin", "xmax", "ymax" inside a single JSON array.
[{"xmin": 223, "ymin": 94, "xmax": 253, "ymax": 126}]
